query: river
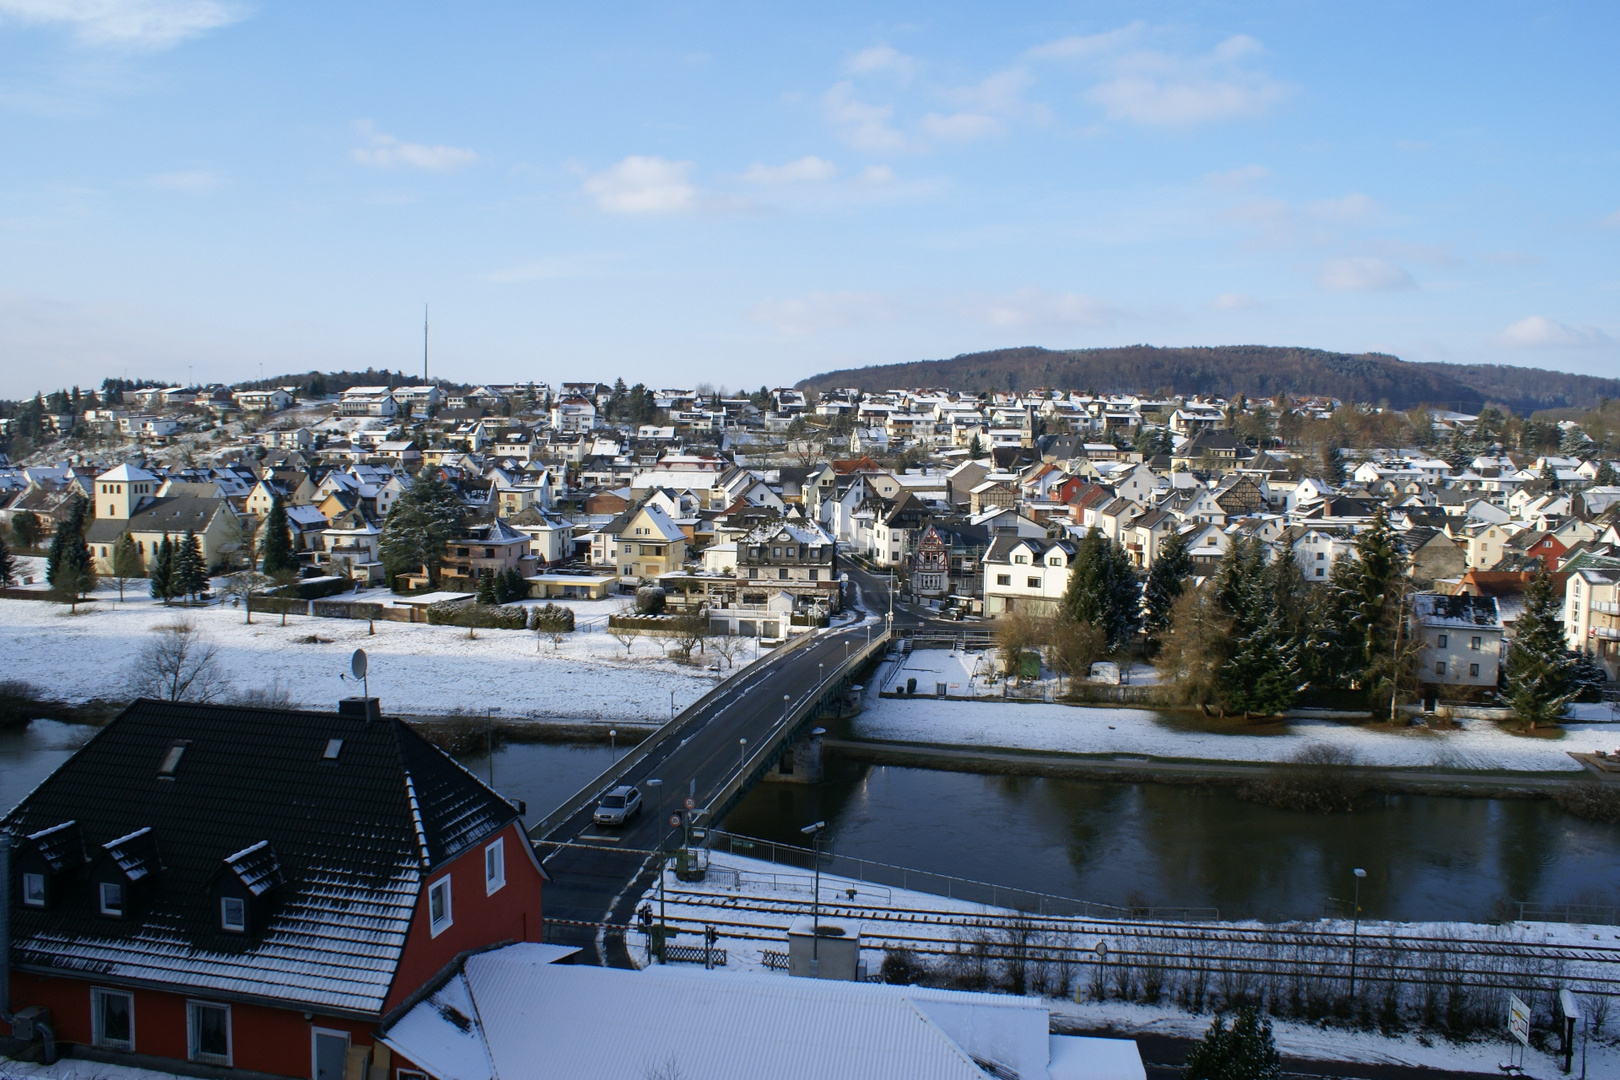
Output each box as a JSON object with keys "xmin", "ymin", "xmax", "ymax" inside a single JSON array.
[{"xmin": 5, "ymin": 720, "xmax": 1615, "ymax": 924}]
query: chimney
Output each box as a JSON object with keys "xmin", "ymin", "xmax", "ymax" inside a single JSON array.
[{"xmin": 338, "ymin": 698, "xmax": 381, "ymax": 722}]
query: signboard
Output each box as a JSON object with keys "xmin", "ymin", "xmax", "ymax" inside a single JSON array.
[
  {"xmin": 1507, "ymin": 994, "xmax": 1531, "ymax": 1046},
  {"xmin": 669, "ymin": 813, "xmax": 683, "ymax": 828},
  {"xmin": 684, "ymin": 797, "xmax": 696, "ymax": 810}
]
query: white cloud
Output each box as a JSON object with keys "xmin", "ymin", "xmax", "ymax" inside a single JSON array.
[
  {"xmin": 740, "ymin": 156, "xmax": 838, "ymax": 185},
  {"xmin": 1033, "ymin": 26, "xmax": 1289, "ymax": 127},
  {"xmin": 919, "ymin": 111, "xmax": 1003, "ymax": 141},
  {"xmin": 1499, "ymin": 315, "xmax": 1611, "ymax": 348},
  {"xmin": 750, "ymin": 290, "xmax": 896, "ymax": 336},
  {"xmin": 350, "ymin": 121, "xmax": 477, "ymax": 171},
  {"xmin": 1307, "ymin": 192, "xmax": 1380, "ymax": 220},
  {"xmin": 1317, "ymin": 256, "xmax": 1415, "ymax": 292},
  {"xmin": 856, "ymin": 164, "xmax": 896, "ymax": 185},
  {"xmin": 845, "ymin": 44, "xmax": 917, "ymax": 80},
  {"xmin": 0, "ymin": 0, "xmax": 244, "ymax": 50},
  {"xmin": 147, "ymin": 168, "xmax": 222, "ymax": 194},
  {"xmin": 1211, "ymin": 292, "xmax": 1258, "ymax": 310},
  {"xmin": 822, "ymin": 81, "xmax": 908, "ymax": 152},
  {"xmin": 964, "ymin": 287, "xmax": 1120, "ymax": 329},
  {"xmin": 582, "ymin": 155, "xmax": 697, "ymax": 215}
]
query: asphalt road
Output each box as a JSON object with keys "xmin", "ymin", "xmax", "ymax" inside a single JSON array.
[{"xmin": 537, "ymin": 616, "xmax": 888, "ymax": 966}]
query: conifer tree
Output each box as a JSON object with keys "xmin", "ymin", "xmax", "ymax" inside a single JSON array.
[
  {"xmin": 1211, "ymin": 537, "xmax": 1303, "ymax": 716},
  {"xmin": 151, "ymin": 534, "xmax": 175, "ymax": 604},
  {"xmin": 1504, "ymin": 567, "xmax": 1576, "ymax": 729},
  {"xmin": 1593, "ymin": 460, "xmax": 1618, "ymax": 486},
  {"xmin": 379, "ymin": 472, "xmax": 466, "ymax": 588},
  {"xmin": 1183, "ymin": 1007, "xmax": 1281, "ymax": 1080},
  {"xmin": 260, "ymin": 494, "xmax": 295, "ymax": 576},
  {"xmin": 1062, "ymin": 528, "xmax": 1140, "ymax": 652},
  {"xmin": 0, "ymin": 532, "xmax": 17, "ymax": 588},
  {"xmin": 110, "ymin": 532, "xmax": 143, "ymax": 601},
  {"xmin": 45, "ymin": 496, "xmax": 92, "ymax": 589},
  {"xmin": 175, "ymin": 529, "xmax": 208, "ymax": 602},
  {"xmin": 1318, "ymin": 442, "xmax": 1346, "ymax": 486},
  {"xmin": 1142, "ymin": 530, "xmax": 1194, "ymax": 637},
  {"xmin": 476, "ymin": 568, "xmax": 497, "ymax": 604}
]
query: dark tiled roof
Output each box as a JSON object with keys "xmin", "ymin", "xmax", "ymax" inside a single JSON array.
[{"xmin": 2, "ymin": 700, "xmax": 519, "ymax": 1016}]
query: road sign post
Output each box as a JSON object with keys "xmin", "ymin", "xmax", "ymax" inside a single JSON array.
[{"xmin": 1506, "ymin": 993, "xmax": 1531, "ymax": 1072}]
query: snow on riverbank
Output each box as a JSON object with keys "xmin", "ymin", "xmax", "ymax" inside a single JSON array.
[
  {"xmin": 0, "ymin": 588, "xmax": 718, "ymax": 722},
  {"xmin": 641, "ymin": 853, "xmax": 1618, "ymax": 1080},
  {"xmin": 853, "ymin": 696, "xmax": 1600, "ymax": 772}
]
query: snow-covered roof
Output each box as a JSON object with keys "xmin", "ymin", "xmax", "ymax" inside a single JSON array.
[
  {"xmin": 97, "ymin": 462, "xmax": 157, "ymax": 482},
  {"xmin": 381, "ymin": 943, "xmax": 1142, "ymax": 1080},
  {"xmin": 2, "ymin": 700, "xmax": 521, "ymax": 1017}
]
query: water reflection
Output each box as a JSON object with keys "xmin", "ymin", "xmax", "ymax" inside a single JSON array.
[{"xmin": 723, "ymin": 759, "xmax": 1620, "ymax": 923}]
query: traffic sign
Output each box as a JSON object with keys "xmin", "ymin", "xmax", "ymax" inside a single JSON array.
[
  {"xmin": 1508, "ymin": 994, "xmax": 1530, "ymax": 1046},
  {"xmin": 669, "ymin": 813, "xmax": 682, "ymax": 828},
  {"xmin": 683, "ymin": 797, "xmax": 696, "ymax": 810}
]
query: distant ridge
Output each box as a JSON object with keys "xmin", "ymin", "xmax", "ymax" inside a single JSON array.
[{"xmin": 795, "ymin": 345, "xmax": 1620, "ymax": 415}]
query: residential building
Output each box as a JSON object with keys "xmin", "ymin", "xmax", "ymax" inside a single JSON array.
[
  {"xmin": 982, "ymin": 536, "xmax": 1075, "ymax": 617},
  {"xmin": 1412, "ymin": 593, "xmax": 1503, "ymax": 690}
]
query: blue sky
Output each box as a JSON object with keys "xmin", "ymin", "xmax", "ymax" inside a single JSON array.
[{"xmin": 0, "ymin": 1, "xmax": 1615, "ymax": 399}]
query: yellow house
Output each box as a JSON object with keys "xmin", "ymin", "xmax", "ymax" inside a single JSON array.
[
  {"xmin": 594, "ymin": 501, "xmax": 688, "ymax": 579},
  {"xmin": 85, "ymin": 462, "xmax": 246, "ymax": 574}
]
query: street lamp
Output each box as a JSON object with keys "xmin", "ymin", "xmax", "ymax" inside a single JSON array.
[
  {"xmin": 609, "ymin": 729, "xmax": 617, "ymax": 762},
  {"xmin": 1348, "ymin": 867, "xmax": 1367, "ymax": 998},
  {"xmin": 738, "ymin": 737, "xmax": 747, "ymax": 771},
  {"xmin": 647, "ymin": 778, "xmax": 665, "ymax": 961},
  {"xmin": 801, "ymin": 820, "xmax": 827, "ymax": 976},
  {"xmin": 670, "ymin": 689, "xmax": 676, "ymax": 722}
]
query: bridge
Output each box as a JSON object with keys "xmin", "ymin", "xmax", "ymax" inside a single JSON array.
[{"xmin": 529, "ymin": 619, "xmax": 892, "ymax": 965}]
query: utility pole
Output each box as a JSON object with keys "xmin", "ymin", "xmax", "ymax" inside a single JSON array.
[
  {"xmin": 423, "ymin": 303, "xmax": 429, "ymax": 384},
  {"xmin": 801, "ymin": 821, "xmax": 827, "ymax": 977},
  {"xmin": 1348, "ymin": 867, "xmax": 1367, "ymax": 999}
]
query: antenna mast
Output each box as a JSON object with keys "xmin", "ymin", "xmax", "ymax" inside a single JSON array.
[{"xmin": 423, "ymin": 303, "xmax": 429, "ymax": 384}]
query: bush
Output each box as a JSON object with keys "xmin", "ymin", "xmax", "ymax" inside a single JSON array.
[
  {"xmin": 273, "ymin": 576, "xmax": 352, "ymax": 601},
  {"xmin": 1184, "ymin": 1007, "xmax": 1281, "ymax": 1080},
  {"xmin": 1241, "ymin": 742, "xmax": 1366, "ymax": 814},
  {"xmin": 425, "ymin": 601, "xmax": 528, "ymax": 630},
  {"xmin": 635, "ymin": 585, "xmax": 666, "ymax": 615},
  {"xmin": 1554, "ymin": 783, "xmax": 1620, "ymax": 823},
  {"xmin": 529, "ymin": 603, "xmax": 576, "ymax": 633}
]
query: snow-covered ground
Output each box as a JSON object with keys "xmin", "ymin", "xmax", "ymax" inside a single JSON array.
[
  {"xmin": 853, "ymin": 695, "xmax": 1607, "ymax": 772},
  {"xmin": 640, "ymin": 853, "xmax": 1620, "ymax": 1080},
  {"xmin": 880, "ymin": 647, "xmax": 1157, "ymax": 698},
  {"xmin": 0, "ymin": 576, "xmax": 719, "ymax": 722}
]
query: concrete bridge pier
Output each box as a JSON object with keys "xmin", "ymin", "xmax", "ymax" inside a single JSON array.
[{"xmin": 762, "ymin": 726, "xmax": 827, "ymax": 784}]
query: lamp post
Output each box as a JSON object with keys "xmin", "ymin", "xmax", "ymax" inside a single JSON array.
[
  {"xmin": 801, "ymin": 820, "xmax": 827, "ymax": 976},
  {"xmin": 1348, "ymin": 867, "xmax": 1367, "ymax": 998},
  {"xmin": 647, "ymin": 778, "xmax": 665, "ymax": 961},
  {"xmin": 609, "ymin": 729, "xmax": 617, "ymax": 762},
  {"xmin": 738, "ymin": 738, "xmax": 746, "ymax": 772},
  {"xmin": 670, "ymin": 689, "xmax": 676, "ymax": 722}
]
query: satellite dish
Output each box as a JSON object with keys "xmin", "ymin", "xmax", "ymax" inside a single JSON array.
[{"xmin": 351, "ymin": 649, "xmax": 368, "ymax": 680}]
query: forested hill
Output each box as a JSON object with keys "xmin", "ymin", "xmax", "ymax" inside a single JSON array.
[{"xmin": 794, "ymin": 346, "xmax": 1620, "ymax": 415}]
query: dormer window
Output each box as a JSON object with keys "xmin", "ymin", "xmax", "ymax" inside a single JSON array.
[
  {"xmin": 220, "ymin": 896, "xmax": 247, "ymax": 932},
  {"xmin": 100, "ymin": 881, "xmax": 125, "ymax": 916}
]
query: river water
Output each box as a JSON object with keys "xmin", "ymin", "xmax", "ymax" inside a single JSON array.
[{"xmin": 6, "ymin": 720, "xmax": 1616, "ymax": 924}]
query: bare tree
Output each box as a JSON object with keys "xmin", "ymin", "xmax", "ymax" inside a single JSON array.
[
  {"xmin": 270, "ymin": 566, "xmax": 302, "ymax": 626},
  {"xmin": 128, "ymin": 619, "xmax": 231, "ymax": 702},
  {"xmin": 994, "ymin": 610, "xmax": 1045, "ymax": 685},
  {"xmin": 221, "ymin": 569, "xmax": 271, "ymax": 624},
  {"xmin": 1046, "ymin": 619, "xmax": 1106, "ymax": 693},
  {"xmin": 710, "ymin": 632, "xmax": 746, "ymax": 670},
  {"xmin": 609, "ymin": 624, "xmax": 640, "ymax": 657},
  {"xmin": 667, "ymin": 610, "xmax": 710, "ymax": 663}
]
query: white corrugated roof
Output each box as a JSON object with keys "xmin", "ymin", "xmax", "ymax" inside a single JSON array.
[{"xmin": 381, "ymin": 944, "xmax": 1144, "ymax": 1080}]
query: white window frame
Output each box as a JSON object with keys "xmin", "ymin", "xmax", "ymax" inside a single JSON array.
[
  {"xmin": 100, "ymin": 880, "xmax": 125, "ymax": 917},
  {"xmin": 22, "ymin": 871, "xmax": 46, "ymax": 906},
  {"xmin": 485, "ymin": 837, "xmax": 506, "ymax": 896},
  {"xmin": 428, "ymin": 876, "xmax": 453, "ymax": 936},
  {"xmin": 220, "ymin": 895, "xmax": 247, "ymax": 932},
  {"xmin": 187, "ymin": 1000, "xmax": 233, "ymax": 1066},
  {"xmin": 91, "ymin": 987, "xmax": 135, "ymax": 1051}
]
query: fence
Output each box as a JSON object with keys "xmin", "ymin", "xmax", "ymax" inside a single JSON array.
[
  {"xmin": 662, "ymin": 944, "xmax": 727, "ymax": 967},
  {"xmin": 1517, "ymin": 901, "xmax": 1620, "ymax": 926},
  {"xmin": 705, "ymin": 830, "xmax": 1219, "ymax": 921}
]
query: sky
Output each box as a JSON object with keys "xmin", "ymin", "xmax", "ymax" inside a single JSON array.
[{"xmin": 0, "ymin": 1, "xmax": 1616, "ymax": 399}]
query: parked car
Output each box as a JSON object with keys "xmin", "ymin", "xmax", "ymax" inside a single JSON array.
[{"xmin": 594, "ymin": 785, "xmax": 642, "ymax": 826}]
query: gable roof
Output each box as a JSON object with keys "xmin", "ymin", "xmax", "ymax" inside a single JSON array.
[{"xmin": 2, "ymin": 699, "xmax": 520, "ymax": 1017}]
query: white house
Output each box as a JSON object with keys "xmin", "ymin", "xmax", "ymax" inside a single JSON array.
[
  {"xmin": 982, "ymin": 536, "xmax": 1076, "ymax": 617},
  {"xmin": 1413, "ymin": 593, "xmax": 1503, "ymax": 689}
]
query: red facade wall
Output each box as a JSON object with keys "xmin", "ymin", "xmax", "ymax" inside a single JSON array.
[
  {"xmin": 384, "ymin": 820, "xmax": 545, "ymax": 1011},
  {"xmin": 5, "ymin": 820, "xmax": 544, "ymax": 1078}
]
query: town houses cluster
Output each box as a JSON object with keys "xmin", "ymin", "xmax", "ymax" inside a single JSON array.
[{"xmin": 3, "ymin": 377, "xmax": 1619, "ymax": 686}]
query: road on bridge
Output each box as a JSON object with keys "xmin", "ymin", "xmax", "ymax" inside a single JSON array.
[{"xmin": 535, "ymin": 617, "xmax": 891, "ymax": 966}]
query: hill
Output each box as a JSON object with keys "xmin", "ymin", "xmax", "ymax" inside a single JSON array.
[{"xmin": 795, "ymin": 345, "xmax": 1620, "ymax": 416}]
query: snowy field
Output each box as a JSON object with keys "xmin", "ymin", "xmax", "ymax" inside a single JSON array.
[
  {"xmin": 880, "ymin": 647, "xmax": 1157, "ymax": 698},
  {"xmin": 640, "ymin": 853, "xmax": 1618, "ymax": 1080},
  {"xmin": 0, "ymin": 573, "xmax": 719, "ymax": 722},
  {"xmin": 853, "ymin": 696, "xmax": 1608, "ymax": 772}
]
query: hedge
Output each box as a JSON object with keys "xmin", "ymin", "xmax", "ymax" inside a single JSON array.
[{"xmin": 426, "ymin": 601, "xmax": 528, "ymax": 630}]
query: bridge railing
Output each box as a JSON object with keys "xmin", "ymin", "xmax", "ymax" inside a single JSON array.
[
  {"xmin": 699, "ymin": 629, "xmax": 892, "ymax": 827},
  {"xmin": 529, "ymin": 630, "xmax": 819, "ymax": 842}
]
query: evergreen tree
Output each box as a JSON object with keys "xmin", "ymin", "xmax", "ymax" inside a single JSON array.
[
  {"xmin": 495, "ymin": 566, "xmax": 526, "ymax": 604},
  {"xmin": 150, "ymin": 534, "xmax": 175, "ymax": 604},
  {"xmin": 45, "ymin": 496, "xmax": 92, "ymax": 590},
  {"xmin": 1317, "ymin": 441, "xmax": 1346, "ymax": 486},
  {"xmin": 968, "ymin": 434, "xmax": 986, "ymax": 459},
  {"xmin": 0, "ymin": 532, "xmax": 16, "ymax": 588},
  {"xmin": 1183, "ymin": 1007, "xmax": 1281, "ymax": 1080},
  {"xmin": 1062, "ymin": 529, "xmax": 1140, "ymax": 651},
  {"xmin": 379, "ymin": 472, "xmax": 467, "ymax": 588},
  {"xmin": 1570, "ymin": 648, "xmax": 1609, "ymax": 703},
  {"xmin": 1594, "ymin": 460, "xmax": 1618, "ymax": 486},
  {"xmin": 476, "ymin": 568, "xmax": 497, "ymax": 604},
  {"xmin": 11, "ymin": 509, "xmax": 43, "ymax": 550},
  {"xmin": 1503, "ymin": 567, "xmax": 1576, "ymax": 729},
  {"xmin": 175, "ymin": 530, "xmax": 208, "ymax": 602},
  {"xmin": 1210, "ymin": 538, "xmax": 1303, "ymax": 716},
  {"xmin": 1314, "ymin": 509, "xmax": 1408, "ymax": 701},
  {"xmin": 260, "ymin": 494, "xmax": 295, "ymax": 576},
  {"xmin": 1142, "ymin": 530, "xmax": 1194, "ymax": 637},
  {"xmin": 110, "ymin": 532, "xmax": 143, "ymax": 601},
  {"xmin": 1559, "ymin": 426, "xmax": 1593, "ymax": 456}
]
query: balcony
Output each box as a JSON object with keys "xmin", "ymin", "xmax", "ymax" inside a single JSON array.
[{"xmin": 1591, "ymin": 600, "xmax": 1620, "ymax": 616}]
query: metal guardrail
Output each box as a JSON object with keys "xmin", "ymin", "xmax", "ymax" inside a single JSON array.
[
  {"xmin": 529, "ymin": 631, "xmax": 818, "ymax": 842},
  {"xmin": 707, "ymin": 830, "xmax": 1220, "ymax": 921},
  {"xmin": 1517, "ymin": 901, "xmax": 1620, "ymax": 926},
  {"xmin": 699, "ymin": 629, "xmax": 893, "ymax": 826}
]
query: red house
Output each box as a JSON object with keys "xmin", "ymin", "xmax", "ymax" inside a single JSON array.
[{"xmin": 3, "ymin": 697, "xmax": 546, "ymax": 1080}]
